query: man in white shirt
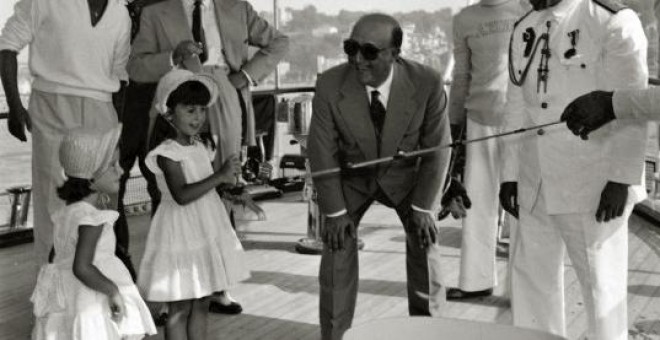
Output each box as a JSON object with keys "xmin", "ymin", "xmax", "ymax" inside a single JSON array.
[
  {"xmin": 502, "ymin": 0, "xmax": 648, "ymax": 338},
  {"xmin": 0, "ymin": 0, "xmax": 130, "ymax": 265},
  {"xmin": 446, "ymin": 0, "xmax": 528, "ymax": 300}
]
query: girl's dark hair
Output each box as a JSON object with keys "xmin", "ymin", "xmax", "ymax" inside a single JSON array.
[
  {"xmin": 165, "ymin": 80, "xmax": 211, "ymax": 110},
  {"xmin": 149, "ymin": 80, "xmax": 215, "ymax": 151},
  {"xmin": 148, "ymin": 114, "xmax": 178, "ymax": 152},
  {"xmin": 57, "ymin": 177, "xmax": 94, "ymax": 203}
]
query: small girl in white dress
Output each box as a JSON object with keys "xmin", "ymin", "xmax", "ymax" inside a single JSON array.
[
  {"xmin": 138, "ymin": 69, "xmax": 249, "ymax": 340},
  {"xmin": 31, "ymin": 125, "xmax": 156, "ymax": 340}
]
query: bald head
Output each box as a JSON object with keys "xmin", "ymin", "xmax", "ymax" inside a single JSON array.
[{"xmin": 351, "ymin": 14, "xmax": 403, "ymax": 52}]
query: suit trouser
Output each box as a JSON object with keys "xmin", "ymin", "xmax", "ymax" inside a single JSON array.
[
  {"xmin": 512, "ymin": 187, "xmax": 630, "ymax": 340},
  {"xmin": 458, "ymin": 118, "xmax": 503, "ymax": 291},
  {"xmin": 29, "ymin": 90, "xmax": 119, "ymax": 264},
  {"xmin": 319, "ymin": 190, "xmax": 445, "ymax": 340},
  {"xmin": 115, "ymin": 82, "xmax": 160, "ymax": 281},
  {"xmin": 204, "ymin": 66, "xmax": 244, "ymax": 170}
]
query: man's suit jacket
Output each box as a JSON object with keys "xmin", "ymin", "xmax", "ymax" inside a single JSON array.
[
  {"xmin": 308, "ymin": 59, "xmax": 451, "ymax": 216},
  {"xmin": 126, "ymin": 0, "xmax": 289, "ymax": 146}
]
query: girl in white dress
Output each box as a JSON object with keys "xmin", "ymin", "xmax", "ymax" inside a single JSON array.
[
  {"xmin": 31, "ymin": 125, "xmax": 156, "ymax": 340},
  {"xmin": 138, "ymin": 69, "xmax": 249, "ymax": 340}
]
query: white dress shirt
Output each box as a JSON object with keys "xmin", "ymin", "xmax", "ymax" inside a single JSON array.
[
  {"xmin": 177, "ymin": 0, "xmax": 255, "ymax": 84},
  {"xmin": 181, "ymin": 0, "xmax": 226, "ymax": 67}
]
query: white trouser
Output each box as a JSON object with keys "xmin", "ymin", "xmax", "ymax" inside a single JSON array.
[
  {"xmin": 512, "ymin": 186, "xmax": 630, "ymax": 340},
  {"xmin": 29, "ymin": 90, "xmax": 118, "ymax": 264},
  {"xmin": 458, "ymin": 118, "xmax": 503, "ymax": 291}
]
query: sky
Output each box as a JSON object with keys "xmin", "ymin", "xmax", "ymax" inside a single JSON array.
[
  {"xmin": 0, "ymin": 0, "xmax": 468, "ymax": 62},
  {"xmin": 1, "ymin": 0, "xmax": 467, "ymax": 28},
  {"xmin": 248, "ymin": 0, "xmax": 467, "ymax": 14},
  {"xmin": 0, "ymin": 0, "xmax": 18, "ymax": 30}
]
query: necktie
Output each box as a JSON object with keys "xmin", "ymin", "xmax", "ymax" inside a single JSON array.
[
  {"xmin": 370, "ymin": 90, "xmax": 386, "ymax": 140},
  {"xmin": 192, "ymin": 0, "xmax": 208, "ymax": 63}
]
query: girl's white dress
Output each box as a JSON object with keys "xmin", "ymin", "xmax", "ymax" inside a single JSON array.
[
  {"xmin": 139, "ymin": 139, "xmax": 249, "ymax": 302},
  {"xmin": 31, "ymin": 202, "xmax": 156, "ymax": 340}
]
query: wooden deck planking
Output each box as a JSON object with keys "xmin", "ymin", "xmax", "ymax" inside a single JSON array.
[
  {"xmin": 0, "ymin": 194, "xmax": 659, "ymax": 339},
  {"xmin": 627, "ymin": 216, "xmax": 660, "ymax": 339}
]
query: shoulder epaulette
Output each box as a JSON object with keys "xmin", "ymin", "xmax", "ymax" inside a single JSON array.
[
  {"xmin": 513, "ymin": 9, "xmax": 534, "ymax": 28},
  {"xmin": 592, "ymin": 0, "xmax": 627, "ymax": 13}
]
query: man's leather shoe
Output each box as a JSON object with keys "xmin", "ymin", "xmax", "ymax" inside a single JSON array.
[
  {"xmin": 446, "ymin": 287, "xmax": 493, "ymax": 300},
  {"xmin": 209, "ymin": 300, "xmax": 243, "ymax": 314},
  {"xmin": 154, "ymin": 312, "xmax": 168, "ymax": 327}
]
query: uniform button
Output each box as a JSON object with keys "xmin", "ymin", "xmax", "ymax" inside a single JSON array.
[
  {"xmin": 581, "ymin": 63, "xmax": 586, "ymax": 69},
  {"xmin": 541, "ymin": 102, "xmax": 548, "ymax": 109},
  {"xmin": 537, "ymin": 128, "xmax": 545, "ymax": 136}
]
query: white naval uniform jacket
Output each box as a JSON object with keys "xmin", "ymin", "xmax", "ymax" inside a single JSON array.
[{"xmin": 503, "ymin": 0, "xmax": 648, "ymax": 215}]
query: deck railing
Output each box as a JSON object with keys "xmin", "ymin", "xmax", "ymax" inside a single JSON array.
[{"xmin": 1, "ymin": 79, "xmax": 660, "ymax": 245}]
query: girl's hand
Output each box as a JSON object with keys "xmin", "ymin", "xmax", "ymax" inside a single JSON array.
[
  {"xmin": 109, "ymin": 292, "xmax": 126, "ymax": 323},
  {"xmin": 219, "ymin": 154, "xmax": 242, "ymax": 178}
]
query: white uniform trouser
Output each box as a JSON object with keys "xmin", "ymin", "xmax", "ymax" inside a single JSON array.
[
  {"xmin": 458, "ymin": 118, "xmax": 503, "ymax": 291},
  {"xmin": 512, "ymin": 185, "xmax": 630, "ymax": 340},
  {"xmin": 29, "ymin": 90, "xmax": 118, "ymax": 264}
]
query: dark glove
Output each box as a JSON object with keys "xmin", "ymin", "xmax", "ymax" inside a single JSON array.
[
  {"xmin": 596, "ymin": 181, "xmax": 628, "ymax": 222},
  {"xmin": 560, "ymin": 91, "xmax": 615, "ymax": 140},
  {"xmin": 449, "ymin": 124, "xmax": 466, "ymax": 179},
  {"xmin": 499, "ymin": 182, "xmax": 519, "ymax": 219},
  {"xmin": 438, "ymin": 178, "xmax": 472, "ymax": 220},
  {"xmin": 441, "ymin": 178, "xmax": 471, "ymax": 208}
]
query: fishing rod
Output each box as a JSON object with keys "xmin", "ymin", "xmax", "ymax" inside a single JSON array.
[{"xmin": 310, "ymin": 120, "xmax": 563, "ymax": 178}]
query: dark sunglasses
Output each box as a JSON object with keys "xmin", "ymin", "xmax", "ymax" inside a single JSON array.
[{"xmin": 343, "ymin": 39, "xmax": 390, "ymax": 61}]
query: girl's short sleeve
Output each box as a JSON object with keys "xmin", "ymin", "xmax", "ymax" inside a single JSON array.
[
  {"xmin": 145, "ymin": 140, "xmax": 187, "ymax": 175},
  {"xmin": 76, "ymin": 204, "xmax": 119, "ymax": 227}
]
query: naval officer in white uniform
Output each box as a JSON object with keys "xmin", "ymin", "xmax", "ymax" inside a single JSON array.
[{"xmin": 502, "ymin": 0, "xmax": 648, "ymax": 339}]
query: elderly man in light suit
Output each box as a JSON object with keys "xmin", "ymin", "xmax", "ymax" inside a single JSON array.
[
  {"xmin": 308, "ymin": 14, "xmax": 451, "ymax": 340},
  {"xmin": 127, "ymin": 0, "xmax": 289, "ymax": 169},
  {"xmin": 501, "ymin": 0, "xmax": 648, "ymax": 339},
  {"xmin": 127, "ymin": 0, "xmax": 288, "ymax": 314}
]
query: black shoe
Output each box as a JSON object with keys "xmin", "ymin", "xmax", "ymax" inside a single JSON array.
[
  {"xmin": 446, "ymin": 287, "xmax": 493, "ymax": 300},
  {"xmin": 154, "ymin": 312, "xmax": 168, "ymax": 327},
  {"xmin": 209, "ymin": 300, "xmax": 243, "ymax": 314}
]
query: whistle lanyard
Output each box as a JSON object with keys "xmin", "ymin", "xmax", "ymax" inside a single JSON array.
[
  {"xmin": 509, "ymin": 20, "xmax": 552, "ymax": 94},
  {"xmin": 537, "ymin": 21, "xmax": 552, "ymax": 93}
]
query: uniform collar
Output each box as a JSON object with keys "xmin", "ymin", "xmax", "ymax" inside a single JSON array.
[{"xmin": 547, "ymin": 0, "xmax": 581, "ymax": 19}]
